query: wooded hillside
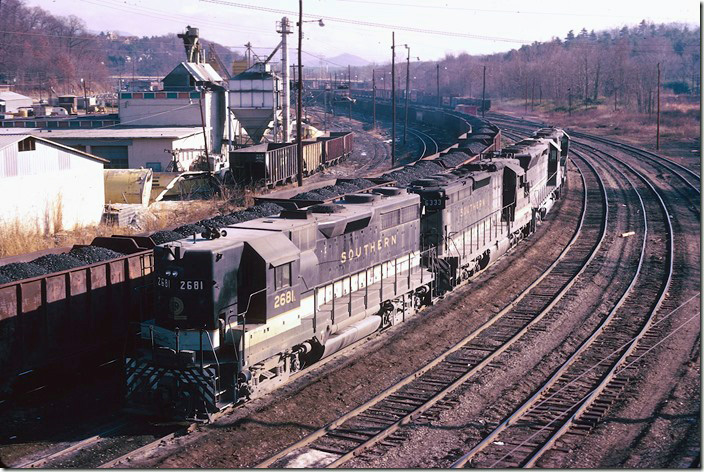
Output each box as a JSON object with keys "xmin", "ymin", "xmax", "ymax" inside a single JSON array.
[
  {"xmin": 0, "ymin": 0, "xmax": 242, "ymax": 95},
  {"xmin": 369, "ymin": 22, "xmax": 700, "ymax": 113}
]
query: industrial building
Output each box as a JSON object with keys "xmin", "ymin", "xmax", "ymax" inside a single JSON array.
[
  {"xmin": 0, "ymin": 134, "xmax": 107, "ymax": 233},
  {"xmin": 118, "ymin": 61, "xmax": 237, "ymax": 157},
  {"xmin": 29, "ymin": 126, "xmax": 212, "ymax": 171},
  {"xmin": 0, "ymin": 91, "xmax": 32, "ymax": 114}
]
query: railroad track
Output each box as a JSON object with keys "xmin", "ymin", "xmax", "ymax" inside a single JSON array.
[
  {"xmin": 407, "ymin": 127, "xmax": 439, "ymax": 159},
  {"xmin": 447, "ymin": 134, "xmax": 677, "ymax": 467},
  {"xmin": 10, "ymin": 418, "xmax": 188, "ymax": 469},
  {"xmin": 254, "ymin": 156, "xmax": 608, "ymax": 468}
]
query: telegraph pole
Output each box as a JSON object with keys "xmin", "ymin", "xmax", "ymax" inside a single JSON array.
[
  {"xmin": 372, "ymin": 68, "xmax": 376, "ymax": 130},
  {"xmin": 568, "ymin": 87, "xmax": 572, "ymax": 116},
  {"xmin": 656, "ymin": 62, "xmax": 661, "ymax": 150},
  {"xmin": 481, "ymin": 65, "xmax": 486, "ymax": 118},
  {"xmin": 348, "ymin": 64, "xmax": 352, "ymax": 122},
  {"xmin": 296, "ymin": 0, "xmax": 304, "ymax": 186},
  {"xmin": 436, "ymin": 63, "xmax": 440, "ymax": 106},
  {"xmin": 391, "ymin": 31, "xmax": 396, "ymax": 166},
  {"xmin": 403, "ymin": 45, "xmax": 410, "ymax": 145}
]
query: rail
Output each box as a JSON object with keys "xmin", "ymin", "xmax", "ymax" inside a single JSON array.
[
  {"xmin": 449, "ymin": 136, "xmax": 674, "ymax": 468},
  {"xmin": 255, "ymin": 156, "xmax": 605, "ymax": 468}
]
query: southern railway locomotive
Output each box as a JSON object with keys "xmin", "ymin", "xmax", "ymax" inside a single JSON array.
[{"xmin": 125, "ymin": 127, "xmax": 570, "ymax": 420}]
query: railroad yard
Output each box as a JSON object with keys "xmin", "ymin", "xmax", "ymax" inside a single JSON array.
[{"xmin": 0, "ymin": 1, "xmax": 699, "ymax": 469}]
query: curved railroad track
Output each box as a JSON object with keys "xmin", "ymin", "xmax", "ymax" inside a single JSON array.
[
  {"xmin": 449, "ymin": 144, "xmax": 675, "ymax": 467},
  {"xmin": 254, "ymin": 155, "xmax": 608, "ymax": 468}
]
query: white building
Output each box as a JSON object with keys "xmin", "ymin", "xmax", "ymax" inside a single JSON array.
[
  {"xmin": 0, "ymin": 91, "xmax": 32, "ymax": 114},
  {"xmin": 0, "ymin": 134, "xmax": 106, "ymax": 233},
  {"xmin": 28, "ymin": 127, "xmax": 214, "ymax": 172},
  {"xmin": 118, "ymin": 62, "xmax": 239, "ymax": 156}
]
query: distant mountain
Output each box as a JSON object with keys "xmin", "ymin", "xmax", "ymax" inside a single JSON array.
[{"xmin": 302, "ymin": 52, "xmax": 371, "ymax": 68}]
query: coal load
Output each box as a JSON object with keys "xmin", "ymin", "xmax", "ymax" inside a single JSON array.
[
  {"xmin": 292, "ymin": 179, "xmax": 375, "ymax": 201},
  {"xmin": 150, "ymin": 230, "xmax": 185, "ymax": 245},
  {"xmin": 463, "ymin": 142, "xmax": 491, "ymax": 154},
  {"xmin": 438, "ymin": 152, "xmax": 472, "ymax": 168},
  {"xmin": 0, "ymin": 262, "xmax": 47, "ymax": 282},
  {"xmin": 32, "ymin": 254, "xmax": 84, "ymax": 273},
  {"xmin": 382, "ymin": 161, "xmax": 445, "ymax": 186},
  {"xmin": 173, "ymin": 223, "xmax": 206, "ymax": 237},
  {"xmin": 69, "ymin": 246, "xmax": 124, "ymax": 264}
]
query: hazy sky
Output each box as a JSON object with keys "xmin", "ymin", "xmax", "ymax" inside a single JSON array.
[{"xmin": 26, "ymin": 0, "xmax": 699, "ymax": 65}]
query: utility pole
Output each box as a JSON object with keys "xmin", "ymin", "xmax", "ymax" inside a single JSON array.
[
  {"xmin": 296, "ymin": 1, "xmax": 303, "ymax": 186},
  {"xmin": 391, "ymin": 31, "xmax": 396, "ymax": 166},
  {"xmin": 372, "ymin": 68, "xmax": 376, "ymax": 130},
  {"xmin": 568, "ymin": 87, "xmax": 572, "ymax": 116},
  {"xmin": 403, "ymin": 44, "xmax": 410, "ymax": 145},
  {"xmin": 198, "ymin": 89, "xmax": 210, "ymax": 173},
  {"xmin": 436, "ymin": 63, "xmax": 440, "ymax": 106},
  {"xmin": 81, "ymin": 78, "xmax": 88, "ymax": 114},
  {"xmin": 481, "ymin": 65, "xmax": 486, "ymax": 118},
  {"xmin": 324, "ymin": 85, "xmax": 328, "ymax": 132},
  {"xmin": 348, "ymin": 64, "xmax": 351, "ymax": 122},
  {"xmin": 656, "ymin": 62, "xmax": 661, "ymax": 150}
]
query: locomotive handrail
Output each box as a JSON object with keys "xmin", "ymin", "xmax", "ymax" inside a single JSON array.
[
  {"xmin": 204, "ymin": 330, "xmax": 221, "ymax": 391},
  {"xmin": 225, "ymin": 287, "xmax": 268, "ymax": 365}
]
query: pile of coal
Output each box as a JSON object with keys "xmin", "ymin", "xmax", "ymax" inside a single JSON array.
[
  {"xmin": 150, "ymin": 230, "xmax": 186, "ymax": 245},
  {"xmin": 437, "ymin": 151, "xmax": 472, "ymax": 168},
  {"xmin": 150, "ymin": 202, "xmax": 286, "ymax": 245},
  {"xmin": 0, "ymin": 262, "xmax": 46, "ymax": 283},
  {"xmin": 69, "ymin": 246, "xmax": 124, "ymax": 264},
  {"xmin": 382, "ymin": 160, "xmax": 445, "ymax": 186},
  {"xmin": 32, "ymin": 254, "xmax": 84, "ymax": 273},
  {"xmin": 292, "ymin": 178, "xmax": 374, "ymax": 201},
  {"xmin": 172, "ymin": 223, "xmax": 206, "ymax": 237}
]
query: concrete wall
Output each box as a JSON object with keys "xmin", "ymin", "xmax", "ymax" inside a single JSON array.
[{"xmin": 0, "ymin": 141, "xmax": 105, "ymax": 233}]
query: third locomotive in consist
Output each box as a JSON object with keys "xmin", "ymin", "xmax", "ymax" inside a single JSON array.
[{"xmin": 125, "ymin": 127, "xmax": 570, "ymax": 420}]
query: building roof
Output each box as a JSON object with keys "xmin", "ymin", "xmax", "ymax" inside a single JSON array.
[
  {"xmin": 0, "ymin": 91, "xmax": 31, "ymax": 101},
  {"xmin": 182, "ymin": 62, "xmax": 223, "ymax": 83},
  {"xmin": 25, "ymin": 126, "xmax": 203, "ymax": 140},
  {"xmin": 0, "ymin": 133, "xmax": 108, "ymax": 163},
  {"xmin": 0, "ymin": 134, "xmax": 24, "ymax": 149}
]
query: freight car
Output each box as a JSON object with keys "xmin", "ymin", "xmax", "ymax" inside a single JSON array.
[
  {"xmin": 0, "ymin": 236, "xmax": 154, "ymax": 397},
  {"xmin": 124, "ymin": 128, "xmax": 569, "ymax": 420},
  {"xmin": 229, "ymin": 132, "xmax": 353, "ymax": 187}
]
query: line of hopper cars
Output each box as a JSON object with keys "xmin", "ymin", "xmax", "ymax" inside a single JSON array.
[
  {"xmin": 124, "ymin": 127, "xmax": 569, "ymax": 420},
  {"xmin": 0, "ymin": 109, "xmax": 490, "ymax": 404},
  {"xmin": 228, "ymin": 131, "xmax": 353, "ymax": 188}
]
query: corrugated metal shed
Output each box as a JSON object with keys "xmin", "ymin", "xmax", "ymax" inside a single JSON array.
[
  {"xmin": 29, "ymin": 127, "xmax": 203, "ymax": 139},
  {"xmin": 0, "ymin": 132, "xmax": 106, "ymax": 232},
  {"xmin": 0, "ymin": 133, "xmax": 107, "ymax": 163}
]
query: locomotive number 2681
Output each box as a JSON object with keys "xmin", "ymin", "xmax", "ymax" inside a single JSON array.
[{"xmin": 274, "ymin": 290, "xmax": 296, "ymax": 308}]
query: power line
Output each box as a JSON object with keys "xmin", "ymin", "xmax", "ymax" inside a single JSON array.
[
  {"xmin": 198, "ymin": 0, "xmax": 533, "ymax": 44},
  {"xmin": 334, "ymin": 0, "xmax": 691, "ymax": 22}
]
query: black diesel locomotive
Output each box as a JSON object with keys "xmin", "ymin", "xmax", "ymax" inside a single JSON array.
[{"xmin": 126, "ymin": 128, "xmax": 570, "ymax": 420}]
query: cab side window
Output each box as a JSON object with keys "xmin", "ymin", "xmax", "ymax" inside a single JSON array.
[{"xmin": 274, "ymin": 263, "xmax": 291, "ymax": 290}]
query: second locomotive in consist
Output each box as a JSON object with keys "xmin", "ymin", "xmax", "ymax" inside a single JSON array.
[{"xmin": 126, "ymin": 128, "xmax": 570, "ymax": 420}]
